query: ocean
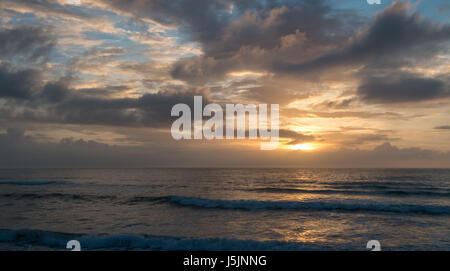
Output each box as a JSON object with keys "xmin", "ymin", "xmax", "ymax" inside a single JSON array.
[{"xmin": 0, "ymin": 168, "xmax": 449, "ymax": 251}]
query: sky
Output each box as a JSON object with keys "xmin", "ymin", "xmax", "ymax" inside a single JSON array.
[{"xmin": 0, "ymin": 0, "xmax": 449, "ymax": 168}]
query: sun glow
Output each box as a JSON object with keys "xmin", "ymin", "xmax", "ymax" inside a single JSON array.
[
  {"xmin": 227, "ymin": 71, "xmax": 267, "ymax": 77},
  {"xmin": 290, "ymin": 143, "xmax": 318, "ymax": 151}
]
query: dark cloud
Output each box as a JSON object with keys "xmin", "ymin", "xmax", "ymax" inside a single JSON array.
[
  {"xmin": 40, "ymin": 77, "xmax": 74, "ymax": 102},
  {"xmin": 0, "ymin": 25, "xmax": 55, "ymax": 99},
  {"xmin": 0, "ymin": 128, "xmax": 152, "ymax": 168},
  {"xmin": 104, "ymin": 0, "xmax": 351, "ymax": 54},
  {"xmin": 0, "ymin": 65, "xmax": 42, "ymax": 99},
  {"xmin": 165, "ymin": 0, "xmax": 359, "ymax": 83},
  {"xmin": 274, "ymin": 2, "xmax": 450, "ymax": 75},
  {"xmin": 76, "ymin": 85, "xmax": 131, "ymax": 98},
  {"xmin": 358, "ymin": 73, "xmax": 449, "ymax": 103},
  {"xmin": 0, "ymin": 130, "xmax": 449, "ymax": 168},
  {"xmin": 167, "ymin": 1, "xmax": 450, "ymax": 85},
  {"xmin": 200, "ymin": 0, "xmax": 353, "ymax": 57},
  {"xmin": 0, "ymin": 25, "xmax": 55, "ymax": 64},
  {"xmin": 104, "ymin": 0, "xmax": 230, "ymax": 45},
  {"xmin": 103, "ymin": 1, "xmax": 450, "ymax": 108},
  {"xmin": 0, "ymin": 62, "xmax": 211, "ymax": 127},
  {"xmin": 164, "ymin": 0, "xmax": 450, "ymax": 111},
  {"xmin": 344, "ymin": 134, "xmax": 399, "ymax": 146},
  {"xmin": 0, "ymin": 22, "xmax": 209, "ymax": 128},
  {"xmin": 314, "ymin": 97, "xmax": 357, "ymax": 110},
  {"xmin": 279, "ymin": 129, "xmax": 315, "ymax": 145},
  {"xmin": 46, "ymin": 87, "xmax": 211, "ymax": 127},
  {"xmin": 434, "ymin": 125, "xmax": 450, "ymax": 130}
]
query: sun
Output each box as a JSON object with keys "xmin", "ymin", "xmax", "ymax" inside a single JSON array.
[{"xmin": 290, "ymin": 143, "xmax": 318, "ymax": 151}]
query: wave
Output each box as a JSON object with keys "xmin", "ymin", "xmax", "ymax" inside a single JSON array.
[
  {"xmin": 0, "ymin": 180, "xmax": 70, "ymax": 186},
  {"xmin": 248, "ymin": 187, "xmax": 450, "ymax": 198},
  {"xmin": 0, "ymin": 193, "xmax": 117, "ymax": 202},
  {"xmin": 0, "ymin": 229, "xmax": 322, "ymax": 251},
  {"xmin": 372, "ymin": 175, "xmax": 434, "ymax": 181},
  {"xmin": 322, "ymin": 180, "xmax": 441, "ymax": 189},
  {"xmin": 134, "ymin": 196, "xmax": 450, "ymax": 215},
  {"xmin": 125, "ymin": 196, "xmax": 171, "ymax": 205}
]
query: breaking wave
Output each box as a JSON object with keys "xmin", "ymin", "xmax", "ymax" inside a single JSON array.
[{"xmin": 0, "ymin": 229, "xmax": 322, "ymax": 251}]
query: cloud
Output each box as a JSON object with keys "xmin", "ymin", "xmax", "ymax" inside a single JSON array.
[
  {"xmin": 274, "ymin": 2, "xmax": 450, "ymax": 75},
  {"xmin": 163, "ymin": 1, "xmax": 450, "ymax": 85},
  {"xmin": 282, "ymin": 108, "xmax": 407, "ymax": 120},
  {"xmin": 49, "ymin": 87, "xmax": 211, "ymax": 127},
  {"xmin": 0, "ymin": 62, "xmax": 211, "ymax": 127},
  {"xmin": 342, "ymin": 134, "xmax": 399, "ymax": 146},
  {"xmin": 2, "ymin": 0, "xmax": 93, "ymax": 21},
  {"xmin": 434, "ymin": 125, "xmax": 450, "ymax": 130},
  {"xmin": 68, "ymin": 46, "xmax": 126, "ymax": 73},
  {"xmin": 279, "ymin": 129, "xmax": 315, "ymax": 145},
  {"xmin": 208, "ymin": 75, "xmax": 312, "ymax": 105},
  {"xmin": 98, "ymin": 0, "xmax": 450, "ymax": 109},
  {"xmin": 0, "ymin": 25, "xmax": 57, "ymax": 99},
  {"xmin": 1, "ymin": 0, "xmax": 450, "ymax": 168},
  {"xmin": 314, "ymin": 97, "xmax": 357, "ymax": 109},
  {"xmin": 0, "ymin": 129, "xmax": 449, "ymax": 168},
  {"xmin": 0, "ymin": 25, "xmax": 56, "ymax": 64},
  {"xmin": 75, "ymin": 85, "xmax": 131, "ymax": 98},
  {"xmin": 164, "ymin": 1, "xmax": 450, "ymax": 109},
  {"xmin": 103, "ymin": 0, "xmax": 230, "ymax": 43},
  {"xmin": 0, "ymin": 128, "xmax": 151, "ymax": 168},
  {"xmin": 358, "ymin": 73, "xmax": 449, "ymax": 103},
  {"xmin": 0, "ymin": 65, "xmax": 42, "ymax": 99},
  {"xmin": 166, "ymin": 0, "xmax": 358, "ymax": 83}
]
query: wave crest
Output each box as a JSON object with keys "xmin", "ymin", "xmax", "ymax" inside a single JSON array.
[{"xmin": 145, "ymin": 196, "xmax": 450, "ymax": 215}]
